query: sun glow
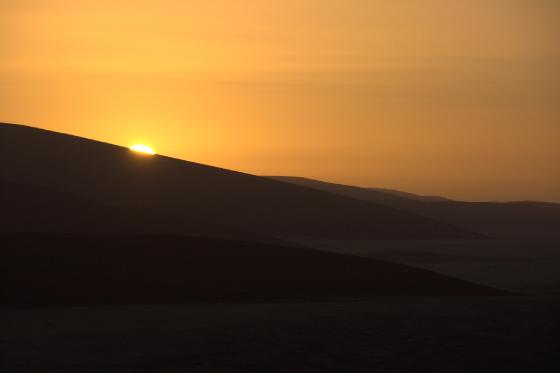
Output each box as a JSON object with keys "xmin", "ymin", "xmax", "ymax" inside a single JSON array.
[{"xmin": 129, "ymin": 144, "xmax": 155, "ymax": 155}]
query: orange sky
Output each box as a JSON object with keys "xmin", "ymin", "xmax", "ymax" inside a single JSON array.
[{"xmin": 1, "ymin": 0, "xmax": 559, "ymax": 201}]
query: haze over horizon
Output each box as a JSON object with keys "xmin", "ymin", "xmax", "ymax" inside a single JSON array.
[{"xmin": 2, "ymin": 0, "xmax": 559, "ymax": 202}]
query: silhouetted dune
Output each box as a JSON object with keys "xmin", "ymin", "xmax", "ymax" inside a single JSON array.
[
  {"xmin": 0, "ymin": 233, "xmax": 509, "ymax": 307},
  {"xmin": 1, "ymin": 180, "xmax": 281, "ymax": 244},
  {"xmin": 386, "ymin": 200, "xmax": 560, "ymax": 239},
  {"xmin": 368, "ymin": 187, "xmax": 450, "ymax": 202},
  {"xmin": 273, "ymin": 176, "xmax": 560, "ymax": 239},
  {"xmin": 269, "ymin": 176, "xmax": 450, "ymax": 203},
  {"xmin": 0, "ymin": 123, "xmax": 476, "ymax": 240}
]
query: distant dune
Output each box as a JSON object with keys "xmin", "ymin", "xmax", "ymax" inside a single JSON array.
[
  {"xmin": 368, "ymin": 187, "xmax": 450, "ymax": 202},
  {"xmin": 0, "ymin": 123, "xmax": 476, "ymax": 240},
  {"xmin": 269, "ymin": 176, "xmax": 449, "ymax": 203},
  {"xmin": 1, "ymin": 233, "xmax": 509, "ymax": 307},
  {"xmin": 272, "ymin": 176, "xmax": 560, "ymax": 239}
]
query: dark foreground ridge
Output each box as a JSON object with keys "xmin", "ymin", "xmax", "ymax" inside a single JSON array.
[
  {"xmin": 1, "ymin": 233, "xmax": 510, "ymax": 308},
  {"xmin": 0, "ymin": 122, "xmax": 477, "ymax": 240}
]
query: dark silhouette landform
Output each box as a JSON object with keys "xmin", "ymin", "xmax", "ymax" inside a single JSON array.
[
  {"xmin": 0, "ymin": 123, "xmax": 477, "ymax": 241},
  {"xmin": 1, "ymin": 233, "xmax": 509, "ymax": 308},
  {"xmin": 270, "ymin": 176, "xmax": 560, "ymax": 239},
  {"xmin": 2, "ymin": 180, "xmax": 281, "ymax": 244},
  {"xmin": 0, "ymin": 122, "xmax": 516, "ymax": 307},
  {"xmin": 266, "ymin": 176, "xmax": 560, "ymax": 295}
]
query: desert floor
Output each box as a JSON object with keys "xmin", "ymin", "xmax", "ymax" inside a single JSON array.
[{"xmin": 2, "ymin": 296, "xmax": 559, "ymax": 373}]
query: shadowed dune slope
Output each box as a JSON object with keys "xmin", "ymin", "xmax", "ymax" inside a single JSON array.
[
  {"xmin": 272, "ymin": 176, "xmax": 560, "ymax": 239},
  {"xmin": 0, "ymin": 233, "xmax": 509, "ymax": 307},
  {"xmin": 0, "ymin": 123, "xmax": 476, "ymax": 239},
  {"xmin": 386, "ymin": 200, "xmax": 560, "ymax": 239},
  {"xmin": 0, "ymin": 180, "xmax": 281, "ymax": 244}
]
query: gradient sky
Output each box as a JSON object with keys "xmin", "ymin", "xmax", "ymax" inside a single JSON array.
[{"xmin": 1, "ymin": 0, "xmax": 559, "ymax": 201}]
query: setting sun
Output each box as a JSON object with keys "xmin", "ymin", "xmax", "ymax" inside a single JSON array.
[{"xmin": 129, "ymin": 144, "xmax": 155, "ymax": 155}]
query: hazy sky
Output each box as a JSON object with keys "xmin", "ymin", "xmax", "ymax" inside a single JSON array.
[{"xmin": 1, "ymin": 0, "xmax": 559, "ymax": 201}]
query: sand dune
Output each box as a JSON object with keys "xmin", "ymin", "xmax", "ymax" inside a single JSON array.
[
  {"xmin": 0, "ymin": 123, "xmax": 476, "ymax": 240},
  {"xmin": 1, "ymin": 180, "xmax": 280, "ymax": 244},
  {"xmin": 1, "ymin": 233, "xmax": 509, "ymax": 307},
  {"xmin": 272, "ymin": 176, "xmax": 560, "ymax": 239}
]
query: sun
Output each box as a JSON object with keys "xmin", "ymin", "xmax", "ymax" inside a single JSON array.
[{"xmin": 129, "ymin": 144, "xmax": 155, "ymax": 155}]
